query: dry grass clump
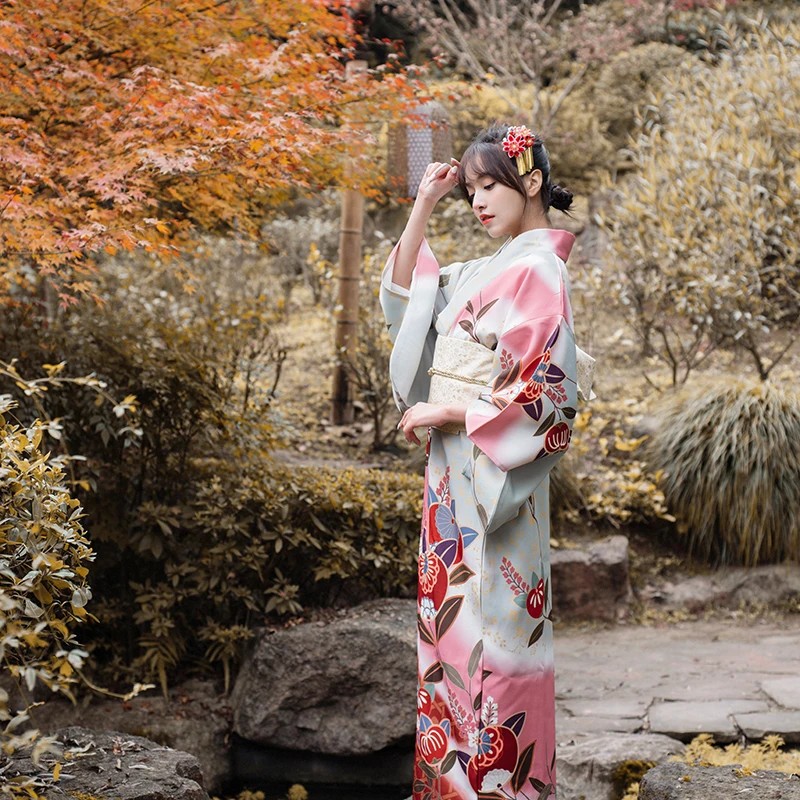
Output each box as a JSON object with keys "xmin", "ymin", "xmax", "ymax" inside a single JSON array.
[{"xmin": 648, "ymin": 378, "xmax": 800, "ymax": 566}]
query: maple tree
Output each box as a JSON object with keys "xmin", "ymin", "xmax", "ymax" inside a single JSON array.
[{"xmin": 0, "ymin": 0, "xmax": 420, "ymax": 302}]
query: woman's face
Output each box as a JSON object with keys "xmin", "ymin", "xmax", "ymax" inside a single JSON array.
[{"xmin": 463, "ymin": 167, "xmax": 541, "ymax": 239}]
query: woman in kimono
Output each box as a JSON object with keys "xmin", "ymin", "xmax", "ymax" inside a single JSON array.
[{"xmin": 380, "ymin": 123, "xmax": 590, "ymax": 800}]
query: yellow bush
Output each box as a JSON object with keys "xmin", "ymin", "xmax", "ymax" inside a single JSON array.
[
  {"xmin": 115, "ymin": 460, "xmax": 424, "ymax": 695},
  {"xmin": 600, "ymin": 15, "xmax": 800, "ymax": 381}
]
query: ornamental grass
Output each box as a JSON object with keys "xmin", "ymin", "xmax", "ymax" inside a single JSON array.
[{"xmin": 647, "ymin": 378, "xmax": 800, "ymax": 566}]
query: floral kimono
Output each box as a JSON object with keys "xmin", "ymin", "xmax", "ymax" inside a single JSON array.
[{"xmin": 380, "ymin": 228, "xmax": 580, "ymax": 800}]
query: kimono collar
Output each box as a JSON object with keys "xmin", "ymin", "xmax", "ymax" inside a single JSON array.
[
  {"xmin": 496, "ymin": 227, "xmax": 576, "ymax": 264},
  {"xmin": 433, "ymin": 227, "xmax": 576, "ymax": 337}
]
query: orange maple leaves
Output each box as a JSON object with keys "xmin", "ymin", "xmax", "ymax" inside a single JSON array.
[{"xmin": 0, "ymin": 0, "xmax": 423, "ymax": 302}]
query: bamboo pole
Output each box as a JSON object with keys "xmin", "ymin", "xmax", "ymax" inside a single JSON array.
[{"xmin": 330, "ymin": 59, "xmax": 368, "ymax": 425}]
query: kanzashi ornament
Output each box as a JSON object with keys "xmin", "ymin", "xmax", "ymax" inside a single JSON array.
[{"xmin": 502, "ymin": 125, "xmax": 536, "ymax": 175}]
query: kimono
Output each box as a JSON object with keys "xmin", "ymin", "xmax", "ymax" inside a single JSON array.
[{"xmin": 380, "ymin": 228, "xmax": 580, "ymax": 800}]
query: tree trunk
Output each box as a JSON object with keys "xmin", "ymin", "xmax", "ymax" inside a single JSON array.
[{"xmin": 330, "ymin": 59, "xmax": 368, "ymax": 425}]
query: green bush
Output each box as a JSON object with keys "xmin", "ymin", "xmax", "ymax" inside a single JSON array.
[
  {"xmin": 600, "ymin": 15, "xmax": 800, "ymax": 382},
  {"xmin": 0, "ymin": 240, "xmax": 427, "ymax": 696},
  {"xmin": 0, "ymin": 243, "xmax": 289, "ymax": 691},
  {"xmin": 647, "ymin": 378, "xmax": 800, "ymax": 566},
  {"xmin": 107, "ymin": 461, "xmax": 423, "ymax": 693},
  {"xmin": 593, "ymin": 42, "xmax": 688, "ymax": 152},
  {"xmin": 0, "ymin": 395, "xmax": 90, "ymax": 774}
]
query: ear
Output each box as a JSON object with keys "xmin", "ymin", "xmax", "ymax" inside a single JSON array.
[{"xmin": 525, "ymin": 168, "xmax": 543, "ymax": 200}]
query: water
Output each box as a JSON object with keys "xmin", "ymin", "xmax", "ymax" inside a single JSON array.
[{"xmin": 229, "ymin": 736, "xmax": 414, "ymax": 800}]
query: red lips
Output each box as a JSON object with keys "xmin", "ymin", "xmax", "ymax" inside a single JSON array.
[{"xmin": 480, "ymin": 215, "xmax": 494, "ymax": 224}]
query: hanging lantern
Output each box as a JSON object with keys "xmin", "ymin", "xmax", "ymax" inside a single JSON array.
[{"xmin": 388, "ymin": 101, "xmax": 451, "ymax": 199}]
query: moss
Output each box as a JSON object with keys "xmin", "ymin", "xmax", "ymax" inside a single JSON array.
[{"xmin": 612, "ymin": 759, "xmax": 658, "ymax": 800}]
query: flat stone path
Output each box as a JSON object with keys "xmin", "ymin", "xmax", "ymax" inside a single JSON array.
[{"xmin": 555, "ymin": 617, "xmax": 800, "ymax": 745}]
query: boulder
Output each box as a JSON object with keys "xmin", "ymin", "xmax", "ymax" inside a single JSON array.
[
  {"xmin": 23, "ymin": 678, "xmax": 232, "ymax": 793},
  {"xmin": 556, "ymin": 732, "xmax": 684, "ymax": 800},
  {"xmin": 647, "ymin": 564, "xmax": 800, "ymax": 613},
  {"xmin": 0, "ymin": 726, "xmax": 209, "ymax": 799},
  {"xmin": 638, "ymin": 761, "xmax": 800, "ymax": 799},
  {"xmin": 231, "ymin": 598, "xmax": 417, "ymax": 755},
  {"xmin": 551, "ymin": 535, "xmax": 632, "ymax": 621}
]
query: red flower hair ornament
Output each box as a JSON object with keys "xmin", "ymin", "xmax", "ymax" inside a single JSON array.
[{"xmin": 502, "ymin": 125, "xmax": 536, "ymax": 176}]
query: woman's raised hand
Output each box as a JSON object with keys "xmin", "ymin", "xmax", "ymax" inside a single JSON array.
[{"xmin": 417, "ymin": 158, "xmax": 460, "ymax": 205}]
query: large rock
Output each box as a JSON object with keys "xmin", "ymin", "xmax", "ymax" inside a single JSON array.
[
  {"xmin": 556, "ymin": 732, "xmax": 684, "ymax": 800},
  {"xmin": 231, "ymin": 598, "xmax": 417, "ymax": 755},
  {"xmin": 551, "ymin": 535, "xmax": 632, "ymax": 621},
  {"xmin": 638, "ymin": 761, "xmax": 800, "ymax": 799},
  {"xmin": 0, "ymin": 726, "xmax": 209, "ymax": 799},
  {"xmin": 24, "ymin": 678, "xmax": 232, "ymax": 793},
  {"xmin": 646, "ymin": 563, "xmax": 800, "ymax": 613}
]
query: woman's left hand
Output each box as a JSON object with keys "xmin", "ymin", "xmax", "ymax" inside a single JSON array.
[{"xmin": 398, "ymin": 402, "xmax": 467, "ymax": 445}]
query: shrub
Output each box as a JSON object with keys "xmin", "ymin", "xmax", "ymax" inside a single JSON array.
[
  {"xmin": 0, "ymin": 396, "xmax": 92, "ymax": 765},
  {"xmin": 564, "ymin": 405, "xmax": 675, "ymax": 528},
  {"xmin": 600, "ymin": 14, "xmax": 800, "ymax": 382},
  {"xmin": 342, "ymin": 244, "xmax": 404, "ymax": 450},
  {"xmin": 110, "ymin": 461, "xmax": 423, "ymax": 693},
  {"xmin": 1, "ymin": 242, "xmax": 290, "ymax": 693},
  {"xmin": 262, "ymin": 208, "xmax": 340, "ymax": 306},
  {"xmin": 647, "ymin": 378, "xmax": 800, "ymax": 566},
  {"xmin": 593, "ymin": 42, "xmax": 688, "ymax": 152}
]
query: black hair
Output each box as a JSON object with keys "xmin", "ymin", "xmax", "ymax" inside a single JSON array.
[{"xmin": 456, "ymin": 123, "xmax": 574, "ymax": 215}]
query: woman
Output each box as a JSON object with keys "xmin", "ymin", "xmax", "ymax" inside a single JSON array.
[{"xmin": 380, "ymin": 123, "xmax": 593, "ymax": 800}]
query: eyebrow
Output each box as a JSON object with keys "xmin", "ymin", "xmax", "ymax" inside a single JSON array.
[{"xmin": 464, "ymin": 173, "xmax": 488, "ymax": 190}]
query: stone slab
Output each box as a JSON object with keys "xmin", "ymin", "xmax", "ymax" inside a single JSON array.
[
  {"xmin": 562, "ymin": 698, "xmax": 648, "ymax": 718},
  {"xmin": 649, "ymin": 677, "xmax": 766, "ymax": 702},
  {"xmin": 557, "ymin": 714, "xmax": 642, "ymax": 736},
  {"xmin": 762, "ymin": 676, "xmax": 800, "ymax": 709},
  {"xmin": 639, "ymin": 761, "xmax": 800, "ymax": 800},
  {"xmin": 734, "ymin": 711, "xmax": 800, "ymax": 744},
  {"xmin": 648, "ymin": 699, "xmax": 769, "ymax": 743}
]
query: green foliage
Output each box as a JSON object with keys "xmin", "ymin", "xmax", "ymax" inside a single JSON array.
[
  {"xmin": 600, "ymin": 13, "xmax": 800, "ymax": 382},
  {"xmin": 0, "ymin": 395, "xmax": 90, "ymax": 769},
  {"xmin": 1, "ymin": 240, "xmax": 289, "ymax": 695},
  {"xmin": 647, "ymin": 378, "xmax": 800, "ymax": 566},
  {"xmin": 112, "ymin": 461, "xmax": 422, "ymax": 694},
  {"xmin": 342, "ymin": 244, "xmax": 403, "ymax": 450},
  {"xmin": 565, "ymin": 405, "xmax": 675, "ymax": 528},
  {"xmin": 593, "ymin": 42, "xmax": 688, "ymax": 152}
]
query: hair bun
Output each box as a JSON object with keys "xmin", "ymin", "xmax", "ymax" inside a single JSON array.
[{"xmin": 550, "ymin": 184, "xmax": 573, "ymax": 212}]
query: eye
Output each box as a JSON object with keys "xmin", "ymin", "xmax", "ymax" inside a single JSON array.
[
  {"xmin": 484, "ymin": 182, "xmax": 496, "ymax": 190},
  {"xmin": 467, "ymin": 193, "xmax": 475, "ymax": 203}
]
